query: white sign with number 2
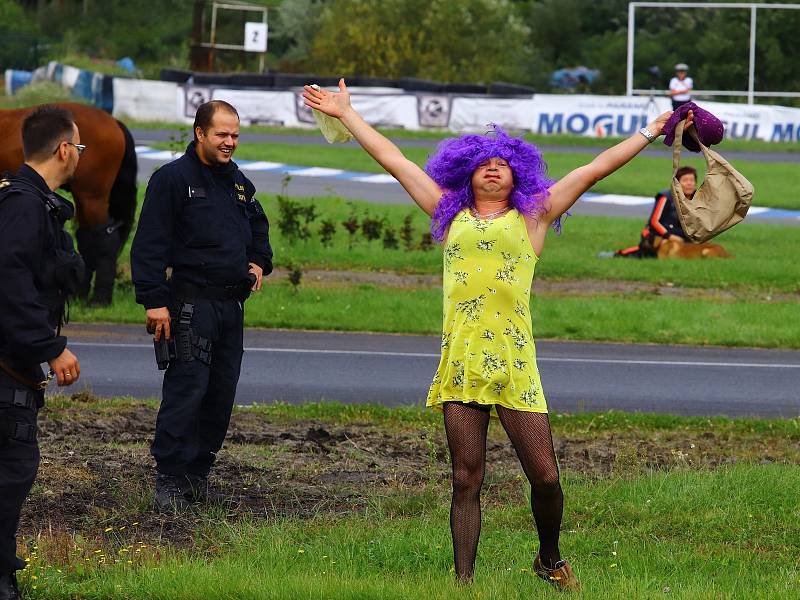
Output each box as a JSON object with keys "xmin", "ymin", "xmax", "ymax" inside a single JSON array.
[{"xmin": 244, "ymin": 22, "xmax": 267, "ymax": 53}]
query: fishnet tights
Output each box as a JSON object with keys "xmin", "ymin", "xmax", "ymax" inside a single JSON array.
[{"xmin": 443, "ymin": 402, "xmax": 563, "ymax": 581}]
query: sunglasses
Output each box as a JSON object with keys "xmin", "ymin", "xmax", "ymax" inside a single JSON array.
[{"xmin": 53, "ymin": 141, "xmax": 86, "ymax": 156}]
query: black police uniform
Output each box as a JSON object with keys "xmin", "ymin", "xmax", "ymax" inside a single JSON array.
[
  {"xmin": 131, "ymin": 141, "xmax": 272, "ymax": 479},
  {"xmin": 0, "ymin": 165, "xmax": 83, "ymax": 577}
]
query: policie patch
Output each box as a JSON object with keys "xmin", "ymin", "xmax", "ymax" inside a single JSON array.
[{"xmin": 235, "ymin": 182, "xmax": 246, "ymax": 202}]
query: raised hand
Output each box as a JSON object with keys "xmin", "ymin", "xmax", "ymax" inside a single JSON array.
[{"xmin": 303, "ymin": 79, "xmax": 351, "ymax": 118}]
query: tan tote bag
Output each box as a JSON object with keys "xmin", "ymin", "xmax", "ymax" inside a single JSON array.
[{"xmin": 671, "ymin": 120, "xmax": 754, "ymax": 243}]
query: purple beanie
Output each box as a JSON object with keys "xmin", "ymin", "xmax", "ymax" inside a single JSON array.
[{"xmin": 663, "ymin": 102, "xmax": 725, "ymax": 152}]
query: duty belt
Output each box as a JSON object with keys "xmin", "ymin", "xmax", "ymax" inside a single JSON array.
[
  {"xmin": 0, "ymin": 388, "xmax": 38, "ymax": 410},
  {"xmin": 0, "ymin": 358, "xmax": 50, "ymax": 390},
  {"xmin": 172, "ymin": 280, "xmax": 252, "ymax": 302}
]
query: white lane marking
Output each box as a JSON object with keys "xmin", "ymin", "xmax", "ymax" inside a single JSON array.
[
  {"xmin": 240, "ymin": 161, "xmax": 286, "ymax": 171},
  {"xmin": 350, "ymin": 174, "xmax": 398, "ymax": 184},
  {"xmin": 67, "ymin": 342, "xmax": 800, "ymax": 368},
  {"xmin": 289, "ymin": 167, "xmax": 346, "ymax": 177},
  {"xmin": 581, "ymin": 194, "xmax": 652, "ymax": 206},
  {"xmin": 137, "ymin": 150, "xmax": 181, "ymax": 160}
]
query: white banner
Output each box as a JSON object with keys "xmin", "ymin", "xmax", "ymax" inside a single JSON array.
[
  {"xmin": 348, "ymin": 93, "xmax": 419, "ymax": 129},
  {"xmin": 450, "ymin": 97, "xmax": 538, "ymax": 132},
  {"xmin": 529, "ymin": 95, "xmax": 669, "ymax": 137},
  {"xmin": 211, "ymin": 88, "xmax": 302, "ymax": 127},
  {"xmin": 460, "ymin": 94, "xmax": 800, "ymax": 143},
  {"xmin": 697, "ymin": 100, "xmax": 800, "ymax": 143},
  {"xmin": 12, "ymin": 64, "xmax": 798, "ymax": 142},
  {"xmin": 120, "ymin": 78, "xmax": 800, "ymax": 144},
  {"xmin": 112, "ymin": 78, "xmax": 179, "ymax": 121}
]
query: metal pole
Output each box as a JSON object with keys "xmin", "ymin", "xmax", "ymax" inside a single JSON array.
[
  {"xmin": 626, "ymin": 3, "xmax": 635, "ymax": 96},
  {"xmin": 210, "ymin": 2, "xmax": 218, "ymax": 46},
  {"xmin": 748, "ymin": 4, "xmax": 757, "ymax": 105},
  {"xmin": 260, "ymin": 8, "xmax": 267, "ymax": 73}
]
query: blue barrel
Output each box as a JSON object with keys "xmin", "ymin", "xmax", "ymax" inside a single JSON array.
[
  {"xmin": 4, "ymin": 70, "xmax": 32, "ymax": 95},
  {"xmin": 72, "ymin": 69, "xmax": 94, "ymax": 102}
]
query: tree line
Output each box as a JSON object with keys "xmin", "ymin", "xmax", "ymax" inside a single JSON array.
[{"xmin": 2, "ymin": 0, "xmax": 798, "ymax": 98}]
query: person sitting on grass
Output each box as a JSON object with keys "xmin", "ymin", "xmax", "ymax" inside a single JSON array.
[
  {"xmin": 304, "ymin": 79, "xmax": 692, "ymax": 590},
  {"xmin": 616, "ymin": 166, "xmax": 696, "ymax": 258}
]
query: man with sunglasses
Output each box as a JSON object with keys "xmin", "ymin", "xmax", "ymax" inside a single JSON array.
[{"xmin": 0, "ymin": 105, "xmax": 84, "ymax": 600}]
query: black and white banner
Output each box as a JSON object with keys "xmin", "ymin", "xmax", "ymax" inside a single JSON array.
[{"xmin": 106, "ymin": 78, "xmax": 800, "ymax": 144}]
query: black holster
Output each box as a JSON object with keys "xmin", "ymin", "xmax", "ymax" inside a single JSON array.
[
  {"xmin": 0, "ymin": 387, "xmax": 39, "ymax": 446},
  {"xmin": 154, "ymin": 336, "xmax": 176, "ymax": 370},
  {"xmin": 169, "ymin": 303, "xmax": 213, "ymax": 366}
]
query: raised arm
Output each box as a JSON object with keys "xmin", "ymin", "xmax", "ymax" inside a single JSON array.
[
  {"xmin": 303, "ymin": 80, "xmax": 442, "ymax": 216},
  {"xmin": 542, "ymin": 110, "xmax": 693, "ymax": 225}
]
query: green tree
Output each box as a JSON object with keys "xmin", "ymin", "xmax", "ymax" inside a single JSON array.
[
  {"xmin": 273, "ymin": 0, "xmax": 327, "ymax": 70},
  {"xmin": 0, "ymin": 0, "xmax": 39, "ymax": 70},
  {"xmin": 305, "ymin": 0, "xmax": 531, "ymax": 83}
]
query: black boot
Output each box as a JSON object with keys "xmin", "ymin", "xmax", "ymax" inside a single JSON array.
[
  {"xmin": 0, "ymin": 572, "xmax": 22, "ymax": 600},
  {"xmin": 183, "ymin": 474, "xmax": 236, "ymax": 507},
  {"xmin": 153, "ymin": 473, "xmax": 193, "ymax": 513}
]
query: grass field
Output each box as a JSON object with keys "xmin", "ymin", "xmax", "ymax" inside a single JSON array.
[
  {"xmin": 149, "ymin": 140, "xmax": 800, "ymax": 211},
  {"xmin": 129, "ymin": 117, "xmax": 800, "ymax": 154},
  {"xmin": 16, "ymin": 398, "xmax": 800, "ymax": 599},
  {"xmin": 113, "ymin": 194, "xmax": 800, "ymax": 290},
  {"xmin": 71, "ymin": 193, "xmax": 800, "ymax": 348}
]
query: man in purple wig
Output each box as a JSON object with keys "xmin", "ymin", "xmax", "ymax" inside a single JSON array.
[{"xmin": 305, "ymin": 80, "xmax": 692, "ymax": 591}]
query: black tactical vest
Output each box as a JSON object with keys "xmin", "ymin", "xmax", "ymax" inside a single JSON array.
[{"xmin": 0, "ymin": 176, "xmax": 85, "ymax": 329}]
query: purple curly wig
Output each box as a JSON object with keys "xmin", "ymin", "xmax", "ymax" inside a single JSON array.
[{"xmin": 425, "ymin": 124, "xmax": 557, "ymax": 241}]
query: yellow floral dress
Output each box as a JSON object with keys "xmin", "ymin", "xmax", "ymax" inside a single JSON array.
[{"xmin": 426, "ymin": 208, "xmax": 548, "ymax": 415}]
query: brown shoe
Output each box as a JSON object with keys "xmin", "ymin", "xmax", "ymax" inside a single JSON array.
[{"xmin": 533, "ymin": 553, "xmax": 580, "ymax": 592}]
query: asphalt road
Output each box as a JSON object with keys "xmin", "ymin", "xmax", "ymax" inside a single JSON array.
[{"xmin": 62, "ymin": 325, "xmax": 800, "ymax": 418}]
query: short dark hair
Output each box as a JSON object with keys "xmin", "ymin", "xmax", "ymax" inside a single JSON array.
[
  {"xmin": 676, "ymin": 166, "xmax": 697, "ymax": 180},
  {"xmin": 193, "ymin": 100, "xmax": 239, "ymax": 140},
  {"xmin": 22, "ymin": 105, "xmax": 75, "ymax": 161}
]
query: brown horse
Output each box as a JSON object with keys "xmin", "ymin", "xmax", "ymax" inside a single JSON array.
[{"xmin": 0, "ymin": 102, "xmax": 137, "ymax": 304}]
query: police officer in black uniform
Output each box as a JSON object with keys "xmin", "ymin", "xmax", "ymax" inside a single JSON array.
[
  {"xmin": 131, "ymin": 100, "xmax": 272, "ymax": 512},
  {"xmin": 0, "ymin": 106, "xmax": 84, "ymax": 600}
]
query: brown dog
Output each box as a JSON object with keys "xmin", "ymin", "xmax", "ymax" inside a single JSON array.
[{"xmin": 655, "ymin": 238, "xmax": 730, "ymax": 259}]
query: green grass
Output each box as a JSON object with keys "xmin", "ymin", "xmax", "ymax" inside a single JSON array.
[
  {"xmin": 77, "ymin": 194, "xmax": 800, "ymax": 348},
  {"xmin": 0, "ymin": 82, "xmax": 84, "ymax": 108},
  {"xmin": 536, "ymin": 214, "xmax": 800, "ymax": 292},
  {"xmin": 150, "ymin": 140, "xmax": 800, "ymax": 210},
  {"xmin": 126, "ymin": 118, "xmax": 800, "ymax": 153},
  {"xmin": 72, "ymin": 279, "xmax": 800, "ymax": 348},
  {"xmin": 118, "ymin": 192, "xmax": 800, "ymax": 293},
  {"xmin": 19, "ymin": 464, "xmax": 800, "ymax": 599}
]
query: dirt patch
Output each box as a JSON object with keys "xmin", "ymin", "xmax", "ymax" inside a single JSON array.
[
  {"xmin": 272, "ymin": 268, "xmax": 442, "ymax": 289},
  {"xmin": 22, "ymin": 400, "xmax": 800, "ymax": 551},
  {"xmin": 269, "ymin": 269, "xmax": 799, "ymax": 302}
]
